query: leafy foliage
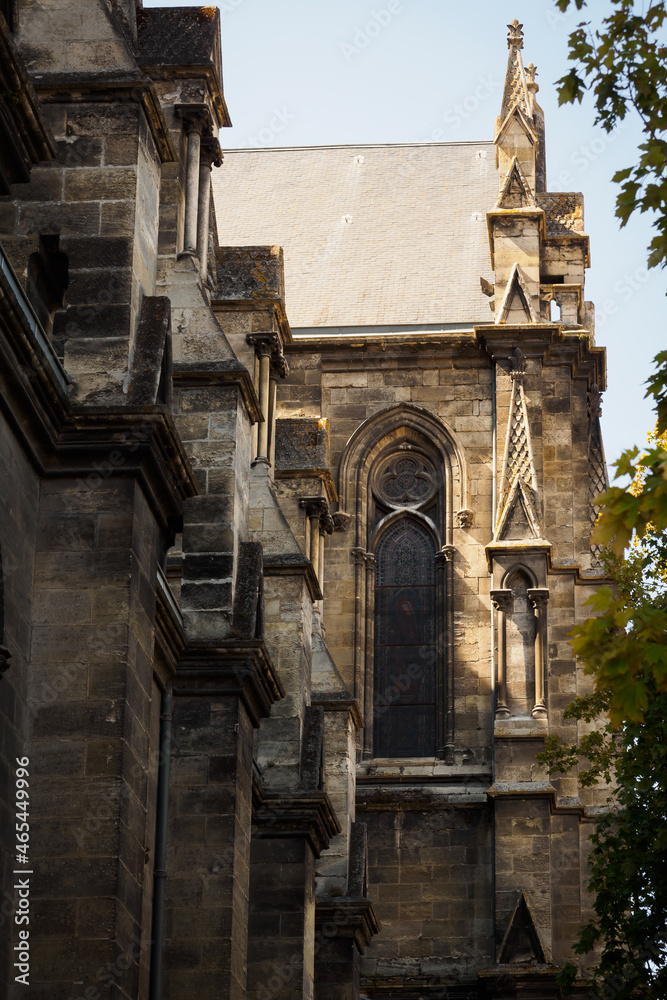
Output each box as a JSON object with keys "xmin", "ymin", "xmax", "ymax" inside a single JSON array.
[
  {"xmin": 570, "ymin": 399, "xmax": 667, "ymax": 726},
  {"xmin": 542, "ymin": 5, "xmax": 667, "ymax": 995},
  {"xmin": 539, "ymin": 540, "xmax": 667, "ymax": 999},
  {"xmin": 554, "ymin": 0, "xmax": 667, "ymax": 269}
]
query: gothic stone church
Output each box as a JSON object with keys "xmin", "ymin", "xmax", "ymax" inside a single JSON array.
[{"xmin": 0, "ymin": 3, "xmax": 609, "ymax": 998}]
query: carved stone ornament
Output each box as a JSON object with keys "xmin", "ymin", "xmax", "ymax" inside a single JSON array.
[
  {"xmin": 332, "ymin": 511, "xmax": 351, "ymax": 532},
  {"xmin": 587, "ymin": 383, "xmax": 602, "ymax": 418},
  {"xmin": 490, "ymin": 589, "xmax": 513, "ymax": 614},
  {"xmin": 455, "ymin": 509, "xmax": 475, "ymax": 529},
  {"xmin": 300, "ymin": 497, "xmax": 329, "ymax": 520},
  {"xmin": 527, "ymin": 587, "xmax": 549, "ymax": 612},
  {"xmin": 507, "ymin": 18, "xmax": 524, "ymax": 48},
  {"xmin": 509, "ymin": 346, "xmax": 526, "ymax": 380},
  {"xmin": 0, "ymin": 645, "xmax": 11, "ymax": 677},
  {"xmin": 376, "ymin": 454, "xmax": 436, "ymax": 508}
]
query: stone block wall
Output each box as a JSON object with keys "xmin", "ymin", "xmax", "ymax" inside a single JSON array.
[
  {"xmin": 0, "ymin": 411, "xmax": 39, "ymax": 992},
  {"xmin": 27, "ymin": 475, "xmax": 162, "ymax": 993},
  {"xmin": 359, "ymin": 801, "xmax": 492, "ymax": 984}
]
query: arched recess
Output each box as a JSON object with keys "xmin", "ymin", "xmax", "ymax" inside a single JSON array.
[
  {"xmin": 504, "ymin": 569, "xmax": 536, "ymax": 717},
  {"xmin": 338, "ymin": 404, "xmax": 467, "ymax": 760},
  {"xmin": 493, "ymin": 564, "xmax": 548, "ymax": 720}
]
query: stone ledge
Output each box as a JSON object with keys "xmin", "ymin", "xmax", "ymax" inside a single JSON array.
[
  {"xmin": 173, "ymin": 360, "xmax": 261, "ymax": 423},
  {"xmin": 252, "ymin": 786, "xmax": 341, "ymax": 857},
  {"xmin": 312, "ymin": 693, "xmax": 363, "ymax": 730},
  {"xmin": 174, "ymin": 638, "xmax": 284, "ymax": 727},
  {"xmin": 315, "ymin": 896, "xmax": 381, "ymax": 953},
  {"xmin": 487, "ymin": 781, "xmax": 601, "ymax": 820},
  {"xmin": 263, "ymin": 552, "xmax": 323, "ymax": 602}
]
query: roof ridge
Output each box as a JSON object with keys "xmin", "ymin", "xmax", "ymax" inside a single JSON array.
[{"xmin": 222, "ymin": 139, "xmax": 496, "ymax": 152}]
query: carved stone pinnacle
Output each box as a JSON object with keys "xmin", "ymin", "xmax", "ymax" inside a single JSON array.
[{"xmin": 507, "ymin": 18, "xmax": 524, "ymax": 49}]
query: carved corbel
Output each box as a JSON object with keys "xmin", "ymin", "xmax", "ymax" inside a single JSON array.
[
  {"xmin": 455, "ymin": 509, "xmax": 475, "ymax": 529},
  {"xmin": 332, "ymin": 511, "xmax": 351, "ymax": 532},
  {"xmin": 509, "ymin": 346, "xmax": 526, "ymax": 381}
]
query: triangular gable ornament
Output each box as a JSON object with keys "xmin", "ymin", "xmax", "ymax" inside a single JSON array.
[
  {"xmin": 496, "ymin": 477, "xmax": 542, "ymax": 541},
  {"xmin": 496, "ymin": 156, "xmax": 536, "ymax": 210},
  {"xmin": 495, "ymin": 103, "xmax": 537, "ymax": 148},
  {"xmin": 496, "ymin": 263, "xmax": 539, "ymax": 325},
  {"xmin": 497, "ymin": 891, "xmax": 548, "ymax": 966}
]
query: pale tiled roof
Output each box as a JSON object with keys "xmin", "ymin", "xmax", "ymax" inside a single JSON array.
[{"xmin": 212, "ymin": 142, "xmax": 497, "ymax": 329}]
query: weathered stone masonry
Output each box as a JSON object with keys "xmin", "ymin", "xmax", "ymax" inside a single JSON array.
[{"xmin": 0, "ymin": 5, "xmax": 609, "ymax": 1000}]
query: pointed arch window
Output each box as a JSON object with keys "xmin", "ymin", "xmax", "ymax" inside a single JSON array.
[{"xmin": 339, "ymin": 406, "xmax": 465, "ymax": 764}]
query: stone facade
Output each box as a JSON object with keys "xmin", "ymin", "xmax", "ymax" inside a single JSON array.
[{"xmin": 0, "ymin": 5, "xmax": 608, "ymax": 999}]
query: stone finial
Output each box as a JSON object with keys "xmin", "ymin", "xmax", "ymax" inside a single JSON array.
[{"xmin": 507, "ymin": 18, "xmax": 524, "ymax": 49}]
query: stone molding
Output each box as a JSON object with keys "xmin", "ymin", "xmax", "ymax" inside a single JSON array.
[
  {"xmin": 315, "ymin": 897, "xmax": 381, "ymax": 953},
  {"xmin": 174, "ymin": 638, "xmax": 284, "ymax": 727},
  {"xmin": 34, "ymin": 71, "xmax": 175, "ymax": 163},
  {"xmin": 252, "ymin": 786, "xmax": 341, "ymax": 858},
  {"xmin": 172, "ymin": 359, "xmax": 262, "ymax": 424},
  {"xmin": 263, "ymin": 551, "xmax": 323, "ymax": 602},
  {"xmin": 311, "ymin": 693, "xmax": 364, "ymax": 730}
]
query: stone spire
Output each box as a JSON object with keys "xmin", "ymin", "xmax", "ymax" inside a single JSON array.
[{"xmin": 498, "ymin": 19, "xmax": 533, "ymax": 130}]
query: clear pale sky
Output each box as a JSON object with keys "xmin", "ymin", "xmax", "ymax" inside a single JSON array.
[{"xmin": 145, "ymin": 0, "xmax": 665, "ymax": 472}]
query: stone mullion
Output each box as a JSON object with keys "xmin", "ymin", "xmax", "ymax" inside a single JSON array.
[
  {"xmin": 442, "ymin": 544, "xmax": 456, "ymax": 759},
  {"xmin": 491, "ymin": 589, "xmax": 513, "ymax": 719},
  {"xmin": 528, "ymin": 588, "xmax": 549, "ymax": 719},
  {"xmin": 362, "ymin": 553, "xmax": 375, "ymax": 760},
  {"xmin": 182, "ymin": 122, "xmax": 202, "ymax": 256},
  {"xmin": 196, "ymin": 139, "xmax": 223, "ymax": 282},
  {"xmin": 435, "ymin": 550, "xmax": 447, "ymax": 758}
]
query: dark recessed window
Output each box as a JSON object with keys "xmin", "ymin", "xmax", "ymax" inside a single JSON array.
[{"xmin": 373, "ymin": 518, "xmax": 437, "ymax": 757}]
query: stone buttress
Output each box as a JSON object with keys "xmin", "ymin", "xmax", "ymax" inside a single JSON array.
[{"xmin": 0, "ymin": 6, "xmax": 611, "ymax": 1000}]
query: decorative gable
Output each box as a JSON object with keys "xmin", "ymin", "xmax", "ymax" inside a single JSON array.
[{"xmin": 496, "ymin": 263, "xmax": 539, "ymax": 325}]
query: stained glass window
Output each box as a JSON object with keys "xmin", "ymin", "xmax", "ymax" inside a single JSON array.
[{"xmin": 373, "ymin": 519, "xmax": 437, "ymax": 757}]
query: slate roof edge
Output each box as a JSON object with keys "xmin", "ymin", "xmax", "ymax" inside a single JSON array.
[{"xmin": 221, "ymin": 139, "xmax": 496, "ymax": 153}]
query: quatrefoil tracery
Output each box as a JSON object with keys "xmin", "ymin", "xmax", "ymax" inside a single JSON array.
[{"xmin": 376, "ymin": 455, "xmax": 436, "ymax": 508}]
